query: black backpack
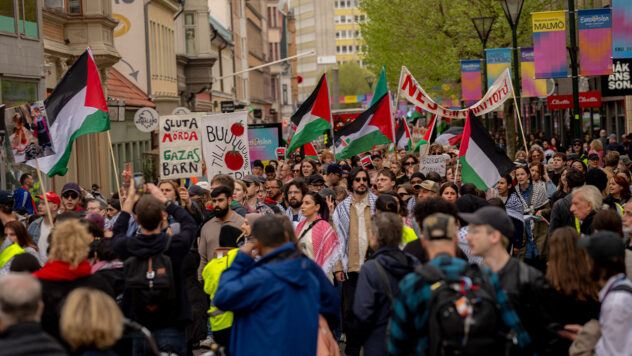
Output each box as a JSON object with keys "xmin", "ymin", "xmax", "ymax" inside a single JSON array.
[
  {"xmin": 416, "ymin": 263, "xmax": 511, "ymax": 356},
  {"xmin": 124, "ymin": 235, "xmax": 177, "ymax": 326}
]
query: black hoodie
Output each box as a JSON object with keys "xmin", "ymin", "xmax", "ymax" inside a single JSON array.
[{"xmin": 111, "ymin": 203, "xmax": 197, "ymax": 330}]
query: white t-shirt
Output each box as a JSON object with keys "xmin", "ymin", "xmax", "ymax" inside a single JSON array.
[{"xmin": 38, "ymin": 222, "xmax": 52, "ymax": 262}]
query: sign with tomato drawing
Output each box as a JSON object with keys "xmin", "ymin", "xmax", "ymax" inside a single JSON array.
[
  {"xmin": 159, "ymin": 114, "xmax": 203, "ymax": 179},
  {"xmin": 201, "ymin": 111, "xmax": 251, "ymax": 180}
]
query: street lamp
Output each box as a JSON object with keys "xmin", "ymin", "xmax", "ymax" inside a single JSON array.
[
  {"xmin": 472, "ymin": 16, "xmax": 495, "ymax": 129},
  {"xmin": 497, "ymin": 0, "xmax": 525, "ymax": 156},
  {"xmin": 365, "ymin": 75, "xmax": 374, "ymax": 92}
]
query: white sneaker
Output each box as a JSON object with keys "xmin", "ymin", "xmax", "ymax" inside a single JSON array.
[{"xmin": 199, "ymin": 336, "xmax": 216, "ymax": 349}]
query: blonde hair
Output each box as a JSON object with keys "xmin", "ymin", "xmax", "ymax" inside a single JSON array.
[
  {"xmin": 49, "ymin": 220, "xmax": 91, "ymax": 267},
  {"xmin": 60, "ymin": 288, "xmax": 123, "ymax": 351},
  {"xmin": 589, "ymin": 139, "xmax": 603, "ymax": 152}
]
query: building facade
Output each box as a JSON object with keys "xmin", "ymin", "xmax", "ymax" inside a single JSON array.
[{"xmin": 333, "ymin": 0, "xmax": 366, "ymax": 66}]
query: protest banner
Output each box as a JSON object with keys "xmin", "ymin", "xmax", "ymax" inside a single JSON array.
[
  {"xmin": 201, "ymin": 111, "xmax": 251, "ymax": 179},
  {"xmin": 159, "ymin": 114, "xmax": 202, "ymax": 179},
  {"xmin": 2, "ymin": 101, "xmax": 55, "ymax": 163},
  {"xmin": 532, "ymin": 11, "xmax": 568, "ymax": 78},
  {"xmin": 578, "ymin": 9, "xmax": 613, "ymax": 76},
  {"xmin": 419, "ymin": 154, "xmax": 448, "ymax": 176},
  {"xmin": 398, "ymin": 66, "xmax": 513, "ymax": 119},
  {"xmin": 360, "ymin": 155, "xmax": 373, "ymax": 170}
]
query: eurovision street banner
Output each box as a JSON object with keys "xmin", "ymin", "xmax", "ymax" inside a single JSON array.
[
  {"xmin": 578, "ymin": 9, "xmax": 613, "ymax": 76},
  {"xmin": 159, "ymin": 114, "xmax": 203, "ymax": 179},
  {"xmin": 397, "ymin": 66, "xmax": 513, "ymax": 119},
  {"xmin": 486, "ymin": 48, "xmax": 512, "ymax": 89},
  {"xmin": 201, "ymin": 111, "xmax": 251, "ymax": 180},
  {"xmin": 612, "ymin": 0, "xmax": 632, "ymax": 59},
  {"xmin": 520, "ymin": 48, "xmax": 547, "ymax": 98},
  {"xmin": 532, "ymin": 11, "xmax": 568, "ymax": 78},
  {"xmin": 461, "ymin": 60, "xmax": 482, "ymax": 102}
]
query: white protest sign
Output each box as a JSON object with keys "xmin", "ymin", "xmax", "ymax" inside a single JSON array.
[
  {"xmin": 419, "ymin": 154, "xmax": 449, "ymax": 176},
  {"xmin": 134, "ymin": 107, "xmax": 159, "ymax": 132},
  {"xmin": 201, "ymin": 111, "xmax": 251, "ymax": 179},
  {"xmin": 159, "ymin": 114, "xmax": 203, "ymax": 179}
]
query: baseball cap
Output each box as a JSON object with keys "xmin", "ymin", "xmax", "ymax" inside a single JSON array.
[
  {"xmin": 61, "ymin": 182, "xmax": 81, "ymax": 195},
  {"xmin": 422, "ymin": 213, "xmax": 457, "ymax": 241},
  {"xmin": 327, "ymin": 163, "xmax": 343, "ymax": 175},
  {"xmin": 513, "ymin": 158, "xmax": 528, "ymax": 168},
  {"xmin": 242, "ymin": 175, "xmax": 256, "ymax": 183},
  {"xmin": 588, "ymin": 153, "xmax": 600, "ymax": 161},
  {"xmin": 36, "ymin": 191, "xmax": 61, "ymax": 207},
  {"xmin": 319, "ymin": 188, "xmax": 336, "ymax": 201},
  {"xmin": 459, "ymin": 206, "xmax": 515, "ymax": 240},
  {"xmin": 577, "ymin": 231, "xmax": 625, "ymax": 265},
  {"xmin": 420, "ymin": 180, "xmax": 439, "ymax": 194},
  {"xmin": 0, "ymin": 191, "xmax": 13, "ymax": 206},
  {"xmin": 308, "ymin": 174, "xmax": 325, "ymax": 184},
  {"xmin": 197, "ymin": 181, "xmax": 212, "ymax": 192},
  {"xmin": 188, "ymin": 184, "xmax": 206, "ymax": 197},
  {"xmin": 573, "ymin": 138, "xmax": 583, "ymax": 145},
  {"xmin": 621, "ymin": 155, "xmax": 632, "ymax": 167}
]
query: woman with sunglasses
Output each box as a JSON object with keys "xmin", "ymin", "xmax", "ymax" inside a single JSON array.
[
  {"xmin": 395, "ymin": 184, "xmax": 413, "ymax": 204},
  {"xmin": 398, "ymin": 154, "xmax": 418, "ymax": 184}
]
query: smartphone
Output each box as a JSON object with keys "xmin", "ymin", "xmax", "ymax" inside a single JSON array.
[{"xmin": 133, "ymin": 172, "xmax": 145, "ymax": 193}]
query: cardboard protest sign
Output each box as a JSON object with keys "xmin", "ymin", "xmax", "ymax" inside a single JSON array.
[
  {"xmin": 159, "ymin": 114, "xmax": 203, "ymax": 179},
  {"xmin": 2, "ymin": 101, "xmax": 55, "ymax": 163},
  {"xmin": 276, "ymin": 147, "xmax": 286, "ymax": 161},
  {"xmin": 201, "ymin": 111, "xmax": 251, "ymax": 179},
  {"xmin": 419, "ymin": 154, "xmax": 449, "ymax": 176},
  {"xmin": 360, "ymin": 155, "xmax": 374, "ymax": 170}
]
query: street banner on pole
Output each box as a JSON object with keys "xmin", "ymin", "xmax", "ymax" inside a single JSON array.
[
  {"xmin": 201, "ymin": 111, "xmax": 251, "ymax": 180},
  {"xmin": 398, "ymin": 66, "xmax": 513, "ymax": 119},
  {"xmin": 612, "ymin": 0, "xmax": 632, "ymax": 59},
  {"xmin": 578, "ymin": 9, "xmax": 613, "ymax": 76},
  {"xmin": 532, "ymin": 11, "xmax": 568, "ymax": 78},
  {"xmin": 159, "ymin": 114, "xmax": 203, "ymax": 179},
  {"xmin": 461, "ymin": 60, "xmax": 482, "ymax": 102},
  {"xmin": 485, "ymin": 48, "xmax": 512, "ymax": 89},
  {"xmin": 520, "ymin": 48, "xmax": 547, "ymax": 98}
]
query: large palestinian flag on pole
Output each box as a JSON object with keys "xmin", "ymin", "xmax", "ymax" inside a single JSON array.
[
  {"xmin": 27, "ymin": 48, "xmax": 110, "ymax": 176},
  {"xmin": 394, "ymin": 117, "xmax": 412, "ymax": 150},
  {"xmin": 458, "ymin": 110, "xmax": 513, "ymax": 190},
  {"xmin": 287, "ymin": 74, "xmax": 332, "ymax": 153},
  {"xmin": 334, "ymin": 93, "xmax": 395, "ymax": 160}
]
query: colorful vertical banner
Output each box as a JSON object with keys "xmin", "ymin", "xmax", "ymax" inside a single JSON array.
[
  {"xmin": 486, "ymin": 48, "xmax": 512, "ymax": 88},
  {"xmin": 612, "ymin": 0, "xmax": 632, "ymax": 59},
  {"xmin": 578, "ymin": 9, "xmax": 613, "ymax": 76},
  {"xmin": 460, "ymin": 60, "xmax": 482, "ymax": 102},
  {"xmin": 520, "ymin": 48, "xmax": 547, "ymax": 98},
  {"xmin": 532, "ymin": 11, "xmax": 568, "ymax": 78}
]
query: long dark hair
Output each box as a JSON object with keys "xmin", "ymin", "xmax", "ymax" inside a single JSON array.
[
  {"xmin": 304, "ymin": 191, "xmax": 330, "ymax": 221},
  {"xmin": 4, "ymin": 221, "xmax": 37, "ymax": 250},
  {"xmin": 500, "ymin": 174, "xmax": 517, "ymax": 196}
]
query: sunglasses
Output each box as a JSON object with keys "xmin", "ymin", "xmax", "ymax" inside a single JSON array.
[
  {"xmin": 371, "ymin": 184, "xmax": 377, "ymax": 190},
  {"xmin": 403, "ymin": 161, "xmax": 415, "ymax": 166},
  {"xmin": 62, "ymin": 192, "xmax": 79, "ymax": 199},
  {"xmin": 398, "ymin": 193, "xmax": 409, "ymax": 198},
  {"xmin": 413, "ymin": 184, "xmax": 422, "ymax": 190},
  {"xmin": 293, "ymin": 169, "xmax": 300, "ymax": 172},
  {"xmin": 354, "ymin": 177, "xmax": 368, "ymax": 182},
  {"xmin": 574, "ymin": 144, "xmax": 581, "ymax": 146}
]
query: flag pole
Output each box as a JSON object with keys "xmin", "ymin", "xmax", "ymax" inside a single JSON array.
[
  {"xmin": 508, "ymin": 75, "xmax": 528, "ymax": 151},
  {"xmin": 33, "ymin": 159, "xmax": 54, "ymax": 227},
  {"xmin": 106, "ymin": 131, "xmax": 122, "ymax": 197}
]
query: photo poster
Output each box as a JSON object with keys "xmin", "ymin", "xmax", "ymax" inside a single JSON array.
[
  {"xmin": 201, "ymin": 111, "xmax": 251, "ymax": 180},
  {"xmin": 419, "ymin": 154, "xmax": 448, "ymax": 176},
  {"xmin": 2, "ymin": 101, "xmax": 55, "ymax": 163},
  {"xmin": 248, "ymin": 123, "xmax": 283, "ymax": 168},
  {"xmin": 159, "ymin": 114, "xmax": 203, "ymax": 179}
]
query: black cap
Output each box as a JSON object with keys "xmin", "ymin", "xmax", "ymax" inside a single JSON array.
[
  {"xmin": 588, "ymin": 153, "xmax": 600, "ymax": 161},
  {"xmin": 459, "ymin": 206, "xmax": 514, "ymax": 240},
  {"xmin": 308, "ymin": 174, "xmax": 325, "ymax": 184},
  {"xmin": 219, "ymin": 225, "xmax": 243, "ymax": 248},
  {"xmin": 573, "ymin": 138, "xmax": 583, "ymax": 145},
  {"xmin": 188, "ymin": 184, "xmax": 206, "ymax": 197},
  {"xmin": 577, "ymin": 231, "xmax": 625, "ymax": 265},
  {"xmin": 0, "ymin": 191, "xmax": 13, "ymax": 206},
  {"xmin": 327, "ymin": 163, "xmax": 343, "ymax": 175}
]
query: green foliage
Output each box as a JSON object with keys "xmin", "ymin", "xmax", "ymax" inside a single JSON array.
[
  {"xmin": 327, "ymin": 62, "xmax": 375, "ymax": 96},
  {"xmin": 359, "ymin": 0, "xmax": 550, "ymax": 94}
]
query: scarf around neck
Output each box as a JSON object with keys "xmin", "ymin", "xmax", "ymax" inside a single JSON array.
[{"xmin": 33, "ymin": 260, "xmax": 91, "ymax": 281}]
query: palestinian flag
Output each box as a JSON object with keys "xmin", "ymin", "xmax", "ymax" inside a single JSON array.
[
  {"xmin": 413, "ymin": 114, "xmax": 437, "ymax": 153},
  {"xmin": 394, "ymin": 117, "xmax": 412, "ymax": 150},
  {"xmin": 27, "ymin": 48, "xmax": 110, "ymax": 176},
  {"xmin": 458, "ymin": 110, "xmax": 513, "ymax": 191},
  {"xmin": 408, "ymin": 106, "xmax": 423, "ymax": 122},
  {"xmin": 303, "ymin": 142, "xmax": 319, "ymax": 160},
  {"xmin": 437, "ymin": 117, "xmax": 450, "ymax": 134},
  {"xmin": 334, "ymin": 93, "xmax": 394, "ymax": 160},
  {"xmin": 435, "ymin": 127, "xmax": 464, "ymax": 146},
  {"xmin": 287, "ymin": 74, "xmax": 332, "ymax": 153}
]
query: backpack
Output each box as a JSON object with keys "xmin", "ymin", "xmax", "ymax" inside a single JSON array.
[
  {"xmin": 416, "ymin": 263, "xmax": 510, "ymax": 356},
  {"xmin": 124, "ymin": 234, "xmax": 177, "ymax": 326}
]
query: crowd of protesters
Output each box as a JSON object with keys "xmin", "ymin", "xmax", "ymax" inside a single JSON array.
[{"xmin": 1, "ymin": 129, "xmax": 632, "ymax": 356}]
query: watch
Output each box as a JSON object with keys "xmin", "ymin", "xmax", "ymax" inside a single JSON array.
[{"xmin": 164, "ymin": 199, "xmax": 172, "ymax": 207}]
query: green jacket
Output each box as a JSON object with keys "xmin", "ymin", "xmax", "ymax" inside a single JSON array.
[{"xmin": 202, "ymin": 248, "xmax": 239, "ymax": 331}]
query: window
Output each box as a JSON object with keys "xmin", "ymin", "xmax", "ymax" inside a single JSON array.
[
  {"xmin": 340, "ymin": 16, "xmax": 345, "ymax": 23},
  {"xmin": 67, "ymin": 0, "xmax": 81, "ymax": 14},
  {"xmin": 346, "ymin": 1, "xmax": 351, "ymax": 7},
  {"xmin": 1, "ymin": 79, "xmax": 37, "ymax": 106},
  {"xmin": 354, "ymin": 15, "xmax": 358, "ymax": 23},
  {"xmin": 283, "ymin": 84, "xmax": 288, "ymax": 105},
  {"xmin": 336, "ymin": 45, "xmax": 340, "ymax": 53},
  {"xmin": 335, "ymin": 31, "xmax": 339, "ymax": 38},
  {"xmin": 354, "ymin": 0, "xmax": 358, "ymax": 7},
  {"xmin": 342, "ymin": 46, "xmax": 347, "ymax": 53},
  {"xmin": 0, "ymin": 1, "xmax": 15, "ymax": 33},
  {"xmin": 355, "ymin": 45, "xmax": 360, "ymax": 52},
  {"xmin": 340, "ymin": 0, "xmax": 345, "ymax": 7},
  {"xmin": 334, "ymin": 16, "xmax": 339, "ymax": 24},
  {"xmin": 16, "ymin": 0, "xmax": 38, "ymax": 38},
  {"xmin": 334, "ymin": 1, "xmax": 337, "ymax": 8},
  {"xmin": 360, "ymin": 15, "xmax": 365, "ymax": 22},
  {"xmin": 354, "ymin": 30, "xmax": 359, "ymax": 37},
  {"xmin": 184, "ymin": 13, "xmax": 195, "ymax": 56}
]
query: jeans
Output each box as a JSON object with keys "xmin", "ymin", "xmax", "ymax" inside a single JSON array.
[
  {"xmin": 342, "ymin": 272, "xmax": 360, "ymax": 356},
  {"xmin": 133, "ymin": 327, "xmax": 186, "ymax": 356}
]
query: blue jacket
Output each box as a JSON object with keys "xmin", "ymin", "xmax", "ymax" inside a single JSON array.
[
  {"xmin": 13, "ymin": 187, "xmax": 35, "ymax": 215},
  {"xmin": 352, "ymin": 247, "xmax": 419, "ymax": 356},
  {"xmin": 214, "ymin": 242, "xmax": 340, "ymax": 356}
]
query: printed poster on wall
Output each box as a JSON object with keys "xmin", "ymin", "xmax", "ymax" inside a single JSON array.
[
  {"xmin": 520, "ymin": 48, "xmax": 547, "ymax": 98},
  {"xmin": 485, "ymin": 48, "xmax": 512, "ymax": 89},
  {"xmin": 201, "ymin": 111, "xmax": 251, "ymax": 180},
  {"xmin": 532, "ymin": 11, "xmax": 568, "ymax": 78},
  {"xmin": 461, "ymin": 60, "xmax": 482, "ymax": 102},
  {"xmin": 578, "ymin": 8, "xmax": 613, "ymax": 76},
  {"xmin": 159, "ymin": 114, "xmax": 203, "ymax": 179},
  {"xmin": 612, "ymin": 0, "xmax": 632, "ymax": 59}
]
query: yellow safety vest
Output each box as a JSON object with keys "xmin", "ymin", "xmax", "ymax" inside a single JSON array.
[
  {"xmin": 615, "ymin": 203, "xmax": 624, "ymax": 217},
  {"xmin": 0, "ymin": 243, "xmax": 24, "ymax": 269},
  {"xmin": 202, "ymin": 248, "xmax": 239, "ymax": 332},
  {"xmin": 575, "ymin": 217, "xmax": 581, "ymax": 233}
]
